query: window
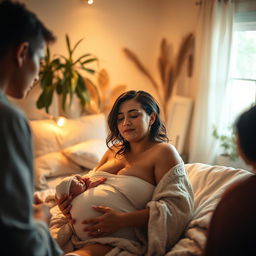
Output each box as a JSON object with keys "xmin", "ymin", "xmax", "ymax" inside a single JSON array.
[{"xmin": 226, "ymin": 11, "xmax": 256, "ymax": 126}]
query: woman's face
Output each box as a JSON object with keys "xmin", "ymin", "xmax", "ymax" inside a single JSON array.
[
  {"xmin": 117, "ymin": 99, "xmax": 155, "ymax": 143},
  {"xmin": 69, "ymin": 176, "xmax": 87, "ymax": 197}
]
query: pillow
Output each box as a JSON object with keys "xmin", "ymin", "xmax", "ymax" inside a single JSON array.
[
  {"xmin": 30, "ymin": 119, "xmax": 63, "ymax": 158},
  {"xmin": 61, "ymin": 114, "xmax": 107, "ymax": 148},
  {"xmin": 63, "ymin": 139, "xmax": 107, "ymax": 169},
  {"xmin": 30, "ymin": 113, "xmax": 107, "ymax": 158},
  {"xmin": 34, "ymin": 151, "xmax": 82, "ymax": 190}
]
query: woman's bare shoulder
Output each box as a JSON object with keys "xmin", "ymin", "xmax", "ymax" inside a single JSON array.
[
  {"xmin": 153, "ymin": 142, "xmax": 180, "ymax": 157},
  {"xmin": 153, "ymin": 143, "xmax": 182, "ymax": 183}
]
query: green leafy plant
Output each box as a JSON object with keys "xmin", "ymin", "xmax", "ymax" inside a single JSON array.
[
  {"xmin": 37, "ymin": 34, "xmax": 98, "ymax": 113},
  {"xmin": 212, "ymin": 126, "xmax": 238, "ymax": 161}
]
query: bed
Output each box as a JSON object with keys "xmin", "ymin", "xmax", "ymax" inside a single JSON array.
[{"xmin": 32, "ymin": 114, "xmax": 253, "ymax": 255}]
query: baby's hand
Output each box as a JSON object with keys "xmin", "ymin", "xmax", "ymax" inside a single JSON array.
[{"xmin": 86, "ymin": 177, "xmax": 107, "ymax": 189}]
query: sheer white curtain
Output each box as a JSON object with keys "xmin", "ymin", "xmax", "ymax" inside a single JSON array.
[{"xmin": 189, "ymin": 0, "xmax": 234, "ymax": 164}]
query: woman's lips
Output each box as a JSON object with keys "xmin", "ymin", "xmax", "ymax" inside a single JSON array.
[{"xmin": 123, "ymin": 129, "xmax": 134, "ymax": 133}]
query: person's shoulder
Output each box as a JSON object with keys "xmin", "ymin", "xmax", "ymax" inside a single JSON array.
[
  {"xmin": 214, "ymin": 175, "xmax": 256, "ymax": 226},
  {"xmin": 153, "ymin": 142, "xmax": 180, "ymax": 158},
  {"xmin": 224, "ymin": 175, "xmax": 256, "ymax": 199},
  {"xmin": 0, "ymin": 98, "xmax": 29, "ymax": 135},
  {"xmin": 0, "ymin": 98, "xmax": 26, "ymax": 122},
  {"xmin": 152, "ymin": 142, "xmax": 182, "ymax": 168},
  {"xmin": 152, "ymin": 142, "xmax": 182, "ymax": 183}
]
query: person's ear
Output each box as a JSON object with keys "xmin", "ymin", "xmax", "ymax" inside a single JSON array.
[
  {"xmin": 150, "ymin": 112, "xmax": 156, "ymax": 126},
  {"xmin": 15, "ymin": 42, "xmax": 29, "ymax": 67}
]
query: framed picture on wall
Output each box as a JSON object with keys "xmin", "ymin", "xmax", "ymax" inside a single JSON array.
[{"xmin": 166, "ymin": 96, "xmax": 193, "ymax": 155}]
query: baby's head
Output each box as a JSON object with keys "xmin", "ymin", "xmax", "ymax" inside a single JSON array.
[{"xmin": 56, "ymin": 175, "xmax": 88, "ymax": 200}]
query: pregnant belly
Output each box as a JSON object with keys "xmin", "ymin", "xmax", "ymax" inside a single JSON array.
[{"xmin": 70, "ymin": 184, "xmax": 136, "ymax": 241}]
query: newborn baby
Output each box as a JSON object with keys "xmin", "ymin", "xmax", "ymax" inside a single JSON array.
[{"xmin": 55, "ymin": 174, "xmax": 106, "ymax": 200}]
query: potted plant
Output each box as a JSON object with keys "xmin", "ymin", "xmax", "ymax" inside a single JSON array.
[
  {"xmin": 212, "ymin": 126, "xmax": 238, "ymax": 162},
  {"xmin": 37, "ymin": 34, "xmax": 98, "ymax": 114}
]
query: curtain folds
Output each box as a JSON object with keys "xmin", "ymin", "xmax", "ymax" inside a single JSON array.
[{"xmin": 189, "ymin": 0, "xmax": 234, "ymax": 164}]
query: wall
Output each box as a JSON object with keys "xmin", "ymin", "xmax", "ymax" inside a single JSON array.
[{"xmin": 13, "ymin": 0, "xmax": 199, "ymax": 119}]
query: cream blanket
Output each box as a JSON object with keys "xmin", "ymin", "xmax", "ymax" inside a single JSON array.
[
  {"xmin": 165, "ymin": 163, "xmax": 253, "ymax": 256},
  {"xmin": 40, "ymin": 163, "xmax": 194, "ymax": 255}
]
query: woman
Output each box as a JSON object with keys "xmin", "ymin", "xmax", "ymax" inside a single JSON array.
[
  {"xmin": 58, "ymin": 90, "xmax": 194, "ymax": 256},
  {"xmin": 203, "ymin": 105, "xmax": 256, "ymax": 256}
]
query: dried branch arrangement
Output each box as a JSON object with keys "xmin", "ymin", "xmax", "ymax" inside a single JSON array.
[
  {"xmin": 85, "ymin": 69, "xmax": 127, "ymax": 115},
  {"xmin": 124, "ymin": 33, "xmax": 195, "ymax": 121}
]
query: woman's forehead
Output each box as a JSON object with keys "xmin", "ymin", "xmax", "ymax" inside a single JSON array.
[{"xmin": 119, "ymin": 99, "xmax": 142, "ymax": 112}]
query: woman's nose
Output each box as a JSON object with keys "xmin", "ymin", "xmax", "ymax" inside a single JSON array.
[{"xmin": 123, "ymin": 117, "xmax": 131, "ymax": 126}]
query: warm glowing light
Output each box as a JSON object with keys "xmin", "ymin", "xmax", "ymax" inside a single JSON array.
[
  {"xmin": 56, "ymin": 117, "xmax": 66, "ymax": 127},
  {"xmin": 87, "ymin": 0, "xmax": 94, "ymax": 4}
]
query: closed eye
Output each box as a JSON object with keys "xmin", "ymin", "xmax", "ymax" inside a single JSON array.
[{"xmin": 117, "ymin": 117, "xmax": 124, "ymax": 122}]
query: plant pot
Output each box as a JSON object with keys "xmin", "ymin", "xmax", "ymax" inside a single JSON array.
[{"xmin": 58, "ymin": 94, "xmax": 82, "ymax": 118}]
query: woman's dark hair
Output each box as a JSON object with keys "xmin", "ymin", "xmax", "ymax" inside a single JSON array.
[
  {"xmin": 0, "ymin": 1, "xmax": 55, "ymax": 57},
  {"xmin": 107, "ymin": 90, "xmax": 169, "ymax": 155},
  {"xmin": 235, "ymin": 105, "xmax": 256, "ymax": 162}
]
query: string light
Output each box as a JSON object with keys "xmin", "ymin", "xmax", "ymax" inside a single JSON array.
[
  {"xmin": 56, "ymin": 116, "xmax": 66, "ymax": 127},
  {"xmin": 87, "ymin": 0, "xmax": 94, "ymax": 5}
]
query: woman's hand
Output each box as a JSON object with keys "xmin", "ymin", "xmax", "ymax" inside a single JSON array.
[
  {"xmin": 55, "ymin": 194, "xmax": 73, "ymax": 221},
  {"xmin": 82, "ymin": 206, "xmax": 125, "ymax": 237}
]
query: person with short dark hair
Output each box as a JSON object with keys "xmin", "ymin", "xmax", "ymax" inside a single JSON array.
[
  {"xmin": 0, "ymin": 1, "xmax": 62, "ymax": 255},
  {"xmin": 203, "ymin": 105, "xmax": 256, "ymax": 256}
]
